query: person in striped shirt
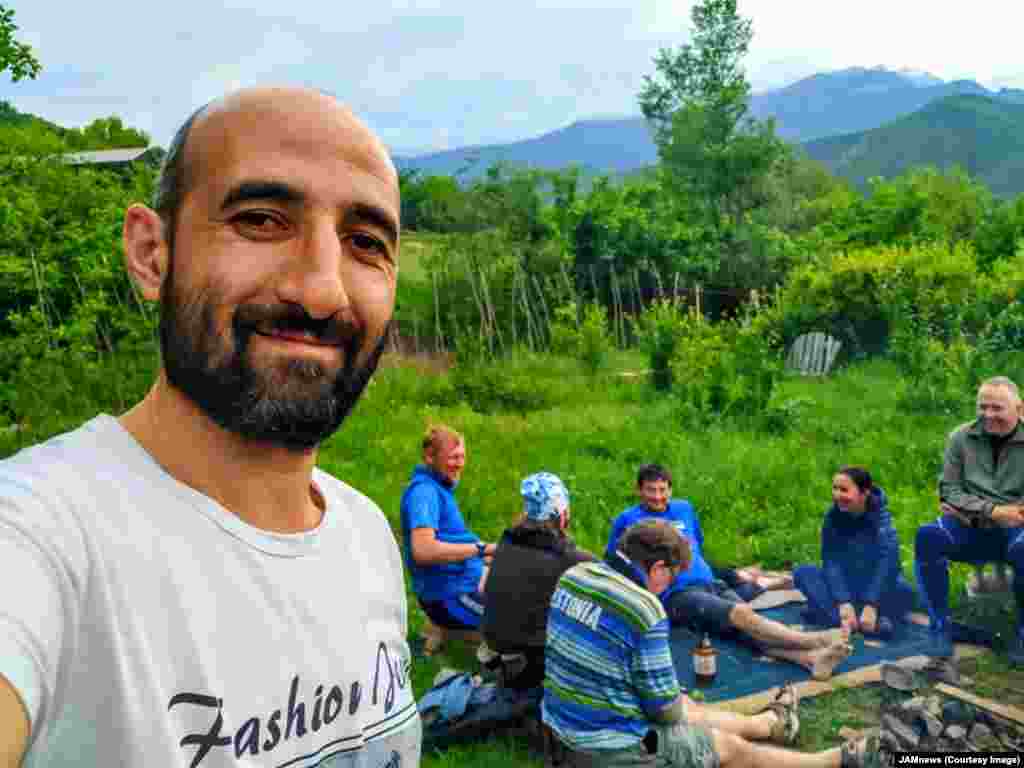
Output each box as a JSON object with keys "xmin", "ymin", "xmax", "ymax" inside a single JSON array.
[{"xmin": 542, "ymin": 519, "xmax": 882, "ymax": 768}]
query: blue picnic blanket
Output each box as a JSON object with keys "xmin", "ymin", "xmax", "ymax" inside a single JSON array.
[{"xmin": 669, "ymin": 603, "xmax": 934, "ymax": 702}]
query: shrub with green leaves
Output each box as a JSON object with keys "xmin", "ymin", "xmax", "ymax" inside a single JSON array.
[
  {"xmin": 981, "ymin": 301, "xmax": 1024, "ymax": 354},
  {"xmin": 669, "ymin": 309, "xmax": 783, "ymax": 422},
  {"xmin": 764, "ymin": 242, "xmax": 985, "ymax": 357},
  {"xmin": 636, "ymin": 299, "xmax": 689, "ymax": 390},
  {"xmin": 887, "ymin": 304, "xmax": 980, "ymax": 414},
  {"xmin": 549, "ymin": 302, "xmax": 612, "ymax": 375}
]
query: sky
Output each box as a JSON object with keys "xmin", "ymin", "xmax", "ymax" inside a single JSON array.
[{"xmin": 3, "ymin": 0, "xmax": 1023, "ymax": 156}]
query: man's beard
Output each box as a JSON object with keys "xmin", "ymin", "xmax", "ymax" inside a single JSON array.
[{"xmin": 158, "ymin": 262, "xmax": 388, "ymax": 451}]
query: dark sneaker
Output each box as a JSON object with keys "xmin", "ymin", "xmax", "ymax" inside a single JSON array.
[{"xmin": 1008, "ymin": 628, "xmax": 1024, "ymax": 668}]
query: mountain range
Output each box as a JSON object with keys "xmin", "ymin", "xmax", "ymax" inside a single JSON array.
[
  {"xmin": 395, "ymin": 66, "xmax": 1024, "ymax": 196},
  {"xmin": 802, "ymin": 93, "xmax": 1024, "ymax": 198}
]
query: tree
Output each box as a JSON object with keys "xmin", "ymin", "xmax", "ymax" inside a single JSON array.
[
  {"xmin": 64, "ymin": 116, "xmax": 151, "ymax": 150},
  {"xmin": 638, "ymin": 0, "xmax": 790, "ymax": 288},
  {"xmin": 639, "ymin": 0, "xmax": 753, "ymax": 146},
  {"xmin": 0, "ymin": 5, "xmax": 41, "ymax": 82}
]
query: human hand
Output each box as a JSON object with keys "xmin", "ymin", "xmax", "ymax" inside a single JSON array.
[
  {"xmin": 991, "ymin": 505, "xmax": 1024, "ymax": 528},
  {"xmin": 734, "ymin": 567, "xmax": 758, "ymax": 583},
  {"xmin": 838, "ymin": 603, "xmax": 858, "ymax": 633},
  {"xmin": 859, "ymin": 604, "xmax": 878, "ymax": 634}
]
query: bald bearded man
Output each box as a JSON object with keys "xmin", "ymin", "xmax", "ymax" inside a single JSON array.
[{"xmin": 0, "ymin": 87, "xmax": 419, "ymax": 767}]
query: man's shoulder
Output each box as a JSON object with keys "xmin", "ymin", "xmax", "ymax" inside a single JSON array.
[
  {"xmin": 667, "ymin": 499, "xmax": 695, "ymax": 517},
  {"xmin": 400, "ymin": 470, "xmax": 445, "ymax": 503},
  {"xmin": 0, "ymin": 415, "xmax": 117, "ymax": 493},
  {"xmin": 613, "ymin": 504, "xmax": 646, "ymax": 526},
  {"xmin": 947, "ymin": 420, "xmax": 980, "ymax": 444},
  {"xmin": 314, "ymin": 470, "xmax": 392, "ymax": 536},
  {"xmin": 560, "ymin": 561, "xmax": 667, "ymax": 630}
]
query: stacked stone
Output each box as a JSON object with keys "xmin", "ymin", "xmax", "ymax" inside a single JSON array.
[{"xmin": 877, "ymin": 693, "xmax": 1024, "ymax": 753}]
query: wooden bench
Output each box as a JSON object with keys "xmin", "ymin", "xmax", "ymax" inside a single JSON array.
[{"xmin": 785, "ymin": 332, "xmax": 842, "ymax": 376}]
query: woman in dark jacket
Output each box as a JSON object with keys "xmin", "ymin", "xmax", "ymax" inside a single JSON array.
[
  {"xmin": 793, "ymin": 467, "xmax": 917, "ymax": 638},
  {"xmin": 481, "ymin": 472, "xmax": 596, "ymax": 689}
]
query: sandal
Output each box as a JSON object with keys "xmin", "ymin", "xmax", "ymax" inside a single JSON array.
[
  {"xmin": 840, "ymin": 734, "xmax": 887, "ymax": 768},
  {"xmin": 764, "ymin": 683, "xmax": 800, "ymax": 745}
]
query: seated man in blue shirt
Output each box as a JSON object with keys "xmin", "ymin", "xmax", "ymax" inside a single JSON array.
[
  {"xmin": 606, "ymin": 464, "xmax": 852, "ymax": 681},
  {"xmin": 401, "ymin": 425, "xmax": 495, "ymax": 631}
]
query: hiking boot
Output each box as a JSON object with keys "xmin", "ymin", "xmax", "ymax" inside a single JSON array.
[
  {"xmin": 1008, "ymin": 627, "xmax": 1024, "ymax": 668},
  {"xmin": 925, "ymin": 622, "xmax": 954, "ymax": 659}
]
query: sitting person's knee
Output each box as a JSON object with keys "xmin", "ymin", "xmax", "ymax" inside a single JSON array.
[
  {"xmin": 729, "ymin": 602, "xmax": 755, "ymax": 625},
  {"xmin": 915, "ymin": 522, "xmax": 947, "ymax": 555},
  {"xmin": 710, "ymin": 728, "xmax": 746, "ymax": 764}
]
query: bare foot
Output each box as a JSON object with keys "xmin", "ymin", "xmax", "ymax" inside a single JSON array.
[
  {"xmin": 810, "ymin": 641, "xmax": 853, "ymax": 681},
  {"xmin": 755, "ymin": 573, "xmax": 795, "ymax": 591},
  {"xmin": 809, "ymin": 627, "xmax": 849, "ymax": 648}
]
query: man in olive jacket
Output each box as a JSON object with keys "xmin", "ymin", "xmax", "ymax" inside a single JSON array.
[
  {"xmin": 482, "ymin": 472, "xmax": 596, "ymax": 689},
  {"xmin": 915, "ymin": 376, "xmax": 1024, "ymax": 665}
]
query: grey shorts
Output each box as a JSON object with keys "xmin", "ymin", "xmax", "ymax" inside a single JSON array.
[
  {"xmin": 665, "ymin": 580, "xmax": 742, "ymax": 634},
  {"xmin": 651, "ymin": 721, "xmax": 720, "ymax": 768},
  {"xmin": 564, "ymin": 723, "xmax": 719, "ymax": 768}
]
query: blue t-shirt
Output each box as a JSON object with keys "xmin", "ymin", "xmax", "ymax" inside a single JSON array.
[
  {"xmin": 542, "ymin": 559, "xmax": 681, "ymax": 751},
  {"xmin": 400, "ymin": 465, "xmax": 484, "ymax": 601},
  {"xmin": 604, "ymin": 500, "xmax": 714, "ymax": 599}
]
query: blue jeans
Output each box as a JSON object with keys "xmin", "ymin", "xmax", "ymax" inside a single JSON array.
[
  {"xmin": 914, "ymin": 514, "xmax": 1024, "ymax": 629},
  {"xmin": 792, "ymin": 564, "xmax": 916, "ymax": 627}
]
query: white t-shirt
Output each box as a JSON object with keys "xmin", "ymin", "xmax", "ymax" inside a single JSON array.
[{"xmin": 0, "ymin": 415, "xmax": 421, "ymax": 767}]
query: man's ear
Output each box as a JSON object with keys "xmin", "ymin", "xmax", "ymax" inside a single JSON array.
[{"xmin": 123, "ymin": 204, "xmax": 170, "ymax": 301}]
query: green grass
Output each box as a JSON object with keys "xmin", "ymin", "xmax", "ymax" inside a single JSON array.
[
  {"xmin": 399, "ymin": 231, "xmax": 449, "ymax": 281},
  {"xmin": 0, "ymin": 347, "xmax": 1007, "ymax": 767}
]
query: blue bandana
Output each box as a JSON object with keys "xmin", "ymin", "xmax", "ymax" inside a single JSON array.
[{"xmin": 521, "ymin": 472, "xmax": 569, "ymax": 521}]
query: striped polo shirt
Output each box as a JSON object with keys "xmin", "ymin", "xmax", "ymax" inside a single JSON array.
[{"xmin": 541, "ymin": 560, "xmax": 681, "ymax": 751}]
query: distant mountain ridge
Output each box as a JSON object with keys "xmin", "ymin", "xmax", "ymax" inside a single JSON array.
[
  {"xmin": 395, "ymin": 116, "xmax": 657, "ymax": 180},
  {"xmin": 746, "ymin": 68, "xmax": 992, "ymax": 141},
  {"xmin": 803, "ymin": 94, "xmax": 1024, "ymax": 197},
  {"xmin": 395, "ymin": 67, "xmax": 1024, "ymax": 182}
]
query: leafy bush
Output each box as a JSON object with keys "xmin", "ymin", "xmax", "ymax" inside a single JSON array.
[
  {"xmin": 549, "ymin": 302, "xmax": 612, "ymax": 375},
  {"xmin": 981, "ymin": 300, "xmax": 1024, "ymax": 354},
  {"xmin": 889, "ymin": 309, "xmax": 979, "ymax": 414},
  {"xmin": 636, "ymin": 299, "xmax": 689, "ymax": 390},
  {"xmin": 764, "ymin": 242, "xmax": 987, "ymax": 357},
  {"xmin": 758, "ymin": 395, "xmax": 815, "ymax": 436},
  {"xmin": 669, "ymin": 309, "xmax": 783, "ymax": 422}
]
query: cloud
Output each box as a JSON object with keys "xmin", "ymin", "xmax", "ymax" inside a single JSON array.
[{"xmin": 1, "ymin": 0, "xmax": 1022, "ymax": 153}]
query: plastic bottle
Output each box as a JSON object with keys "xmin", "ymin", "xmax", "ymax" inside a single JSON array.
[{"xmin": 693, "ymin": 632, "xmax": 717, "ymax": 687}]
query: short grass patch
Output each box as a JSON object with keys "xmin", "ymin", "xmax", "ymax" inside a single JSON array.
[{"xmin": 2, "ymin": 346, "xmax": 1010, "ymax": 767}]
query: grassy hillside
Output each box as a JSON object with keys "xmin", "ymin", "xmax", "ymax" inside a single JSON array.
[
  {"xmin": 2, "ymin": 346, "xmax": 1020, "ymax": 766},
  {"xmin": 315, "ymin": 354, "xmax": 1016, "ymax": 766},
  {"xmin": 803, "ymin": 94, "xmax": 1024, "ymax": 197}
]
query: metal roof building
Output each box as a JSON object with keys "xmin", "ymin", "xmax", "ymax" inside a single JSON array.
[{"xmin": 62, "ymin": 147, "xmax": 163, "ymax": 167}]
